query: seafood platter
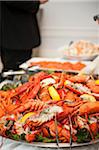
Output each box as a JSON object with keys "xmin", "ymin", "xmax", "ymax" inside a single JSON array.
[
  {"xmin": 60, "ymin": 40, "xmax": 99, "ymax": 61},
  {"xmin": 0, "ymin": 66, "xmax": 99, "ymax": 148},
  {"xmin": 19, "ymin": 57, "xmax": 91, "ymax": 74}
]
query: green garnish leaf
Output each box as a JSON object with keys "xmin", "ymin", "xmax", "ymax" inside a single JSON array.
[
  {"xmin": 76, "ymin": 128, "xmax": 91, "ymax": 143},
  {"xmin": 37, "ymin": 134, "xmax": 55, "ymax": 143},
  {"xmin": 5, "ymin": 130, "xmax": 25, "ymax": 141},
  {"xmin": 95, "ymin": 133, "xmax": 99, "ymax": 139},
  {"xmin": 1, "ymin": 83, "xmax": 16, "ymax": 91},
  {"xmin": 47, "ymin": 70, "xmax": 55, "ymax": 74},
  {"xmin": 12, "ymin": 134, "xmax": 20, "ymax": 140}
]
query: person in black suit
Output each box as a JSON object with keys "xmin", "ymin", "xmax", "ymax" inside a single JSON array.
[{"xmin": 1, "ymin": 0, "xmax": 48, "ymax": 72}]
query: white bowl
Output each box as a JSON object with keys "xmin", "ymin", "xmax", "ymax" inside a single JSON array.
[{"xmin": 63, "ymin": 54, "xmax": 98, "ymax": 61}]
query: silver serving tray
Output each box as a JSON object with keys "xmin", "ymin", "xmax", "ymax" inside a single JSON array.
[{"xmin": 4, "ymin": 137, "xmax": 99, "ymax": 148}]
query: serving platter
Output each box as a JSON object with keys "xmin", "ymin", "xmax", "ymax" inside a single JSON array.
[
  {"xmin": 63, "ymin": 54, "xmax": 98, "ymax": 61},
  {"xmin": 0, "ymin": 72, "xmax": 99, "ymax": 149},
  {"xmin": 19, "ymin": 57, "xmax": 91, "ymax": 73},
  {"xmin": 3, "ymin": 137, "xmax": 99, "ymax": 148},
  {"xmin": 59, "ymin": 40, "xmax": 99, "ymax": 61}
]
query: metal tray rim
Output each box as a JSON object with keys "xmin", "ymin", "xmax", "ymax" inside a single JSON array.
[{"xmin": 5, "ymin": 137, "xmax": 99, "ymax": 148}]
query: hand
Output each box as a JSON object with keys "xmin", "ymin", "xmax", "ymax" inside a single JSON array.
[
  {"xmin": 39, "ymin": 0, "xmax": 48, "ymax": 4},
  {"xmin": 96, "ymin": 20, "xmax": 99, "ymax": 25},
  {"xmin": 93, "ymin": 15, "xmax": 99, "ymax": 24}
]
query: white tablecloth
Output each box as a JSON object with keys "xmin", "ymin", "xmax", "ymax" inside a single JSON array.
[{"xmin": 0, "ymin": 137, "xmax": 99, "ymax": 150}]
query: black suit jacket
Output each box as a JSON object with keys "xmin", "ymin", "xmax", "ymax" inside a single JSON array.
[{"xmin": 1, "ymin": 1, "xmax": 41, "ymax": 50}]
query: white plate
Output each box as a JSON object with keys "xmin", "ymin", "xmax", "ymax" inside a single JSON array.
[
  {"xmin": 19, "ymin": 57, "xmax": 90, "ymax": 73},
  {"xmin": 63, "ymin": 54, "xmax": 98, "ymax": 61}
]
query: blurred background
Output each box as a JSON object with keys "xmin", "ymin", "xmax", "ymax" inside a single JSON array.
[{"xmin": 33, "ymin": 0, "xmax": 99, "ymax": 57}]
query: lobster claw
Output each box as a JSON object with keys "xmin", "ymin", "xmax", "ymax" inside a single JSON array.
[{"xmin": 25, "ymin": 130, "xmax": 39, "ymax": 142}]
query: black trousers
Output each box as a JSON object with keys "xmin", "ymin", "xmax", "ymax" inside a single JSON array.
[{"xmin": 1, "ymin": 48, "xmax": 32, "ymax": 72}]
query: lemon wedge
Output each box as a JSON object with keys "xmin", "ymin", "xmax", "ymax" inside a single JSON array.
[
  {"xmin": 80, "ymin": 94, "xmax": 96, "ymax": 102},
  {"xmin": 20, "ymin": 112, "xmax": 35, "ymax": 123},
  {"xmin": 48, "ymin": 86, "xmax": 60, "ymax": 100},
  {"xmin": 64, "ymin": 80, "xmax": 71, "ymax": 86},
  {"xmin": 95, "ymin": 80, "xmax": 99, "ymax": 85}
]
